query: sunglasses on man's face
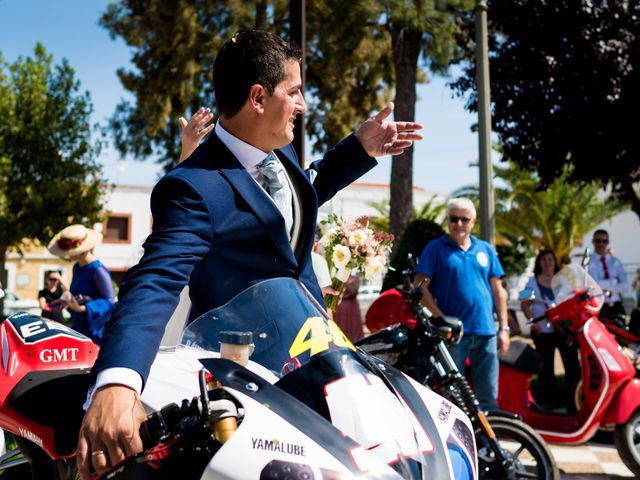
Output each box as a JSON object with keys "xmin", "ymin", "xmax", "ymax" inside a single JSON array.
[
  {"xmin": 48, "ymin": 277, "xmax": 57, "ymax": 281},
  {"xmin": 594, "ymin": 238, "xmax": 609, "ymax": 244},
  {"xmin": 448, "ymin": 215, "xmax": 472, "ymax": 225}
]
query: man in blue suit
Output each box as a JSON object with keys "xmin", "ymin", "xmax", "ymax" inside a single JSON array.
[{"xmin": 77, "ymin": 29, "xmax": 423, "ymax": 478}]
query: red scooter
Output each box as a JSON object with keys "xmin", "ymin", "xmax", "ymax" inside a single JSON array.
[
  {"xmin": 598, "ymin": 310, "xmax": 640, "ymax": 373},
  {"xmin": 499, "ymin": 253, "xmax": 640, "ymax": 476}
]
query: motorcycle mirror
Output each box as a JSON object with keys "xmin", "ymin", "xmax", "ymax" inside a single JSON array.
[
  {"xmin": 518, "ymin": 288, "xmax": 536, "ymax": 302},
  {"xmin": 438, "ymin": 326, "xmax": 453, "ymax": 340},
  {"xmin": 401, "ymin": 269, "xmax": 412, "ymax": 292},
  {"xmin": 581, "ymin": 248, "xmax": 591, "ymax": 268},
  {"xmin": 406, "ymin": 253, "xmax": 416, "ymax": 269}
]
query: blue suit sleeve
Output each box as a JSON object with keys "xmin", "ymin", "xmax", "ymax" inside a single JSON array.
[
  {"xmin": 93, "ymin": 175, "xmax": 213, "ymax": 386},
  {"xmin": 308, "ymin": 134, "xmax": 377, "ymax": 205}
]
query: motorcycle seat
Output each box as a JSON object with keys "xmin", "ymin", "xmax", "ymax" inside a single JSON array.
[
  {"xmin": 8, "ymin": 368, "xmax": 92, "ymax": 457},
  {"xmin": 499, "ymin": 340, "xmax": 543, "ymax": 375}
]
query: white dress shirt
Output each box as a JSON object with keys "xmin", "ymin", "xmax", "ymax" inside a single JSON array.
[
  {"xmin": 215, "ymin": 122, "xmax": 272, "ymax": 187},
  {"xmin": 588, "ymin": 252, "xmax": 630, "ymax": 304}
]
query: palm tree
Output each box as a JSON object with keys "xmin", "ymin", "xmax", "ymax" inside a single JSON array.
[
  {"xmin": 453, "ymin": 162, "xmax": 627, "ymax": 262},
  {"xmin": 366, "ymin": 194, "xmax": 448, "ymax": 233}
]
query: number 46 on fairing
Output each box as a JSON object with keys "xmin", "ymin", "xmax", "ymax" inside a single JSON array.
[{"xmin": 288, "ymin": 317, "xmax": 355, "ymax": 358}]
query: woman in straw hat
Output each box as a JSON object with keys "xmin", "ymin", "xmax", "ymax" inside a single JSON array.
[{"xmin": 48, "ymin": 224, "xmax": 115, "ymax": 344}]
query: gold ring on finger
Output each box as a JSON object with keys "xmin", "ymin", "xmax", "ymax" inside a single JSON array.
[{"xmin": 91, "ymin": 450, "xmax": 106, "ymax": 457}]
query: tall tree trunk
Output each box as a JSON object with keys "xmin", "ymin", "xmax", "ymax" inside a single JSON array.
[
  {"xmin": 390, "ymin": 27, "xmax": 421, "ymax": 253},
  {"xmin": 255, "ymin": 1, "xmax": 267, "ymax": 29}
]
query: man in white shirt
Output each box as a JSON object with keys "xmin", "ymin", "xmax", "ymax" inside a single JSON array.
[{"xmin": 589, "ymin": 229, "xmax": 630, "ymax": 317}]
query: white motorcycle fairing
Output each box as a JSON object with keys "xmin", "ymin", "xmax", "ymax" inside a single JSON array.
[{"xmin": 134, "ymin": 278, "xmax": 476, "ymax": 479}]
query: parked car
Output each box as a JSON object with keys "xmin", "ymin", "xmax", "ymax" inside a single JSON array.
[
  {"xmin": 358, "ymin": 283, "xmax": 382, "ymax": 321},
  {"xmin": 1, "ymin": 289, "xmax": 41, "ymax": 317}
]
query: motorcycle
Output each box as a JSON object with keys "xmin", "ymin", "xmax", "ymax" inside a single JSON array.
[
  {"xmin": 0, "ymin": 277, "xmax": 477, "ymax": 479},
  {"xmin": 357, "ymin": 258, "xmax": 559, "ymax": 480},
  {"xmin": 502, "ymin": 252, "xmax": 640, "ymax": 476}
]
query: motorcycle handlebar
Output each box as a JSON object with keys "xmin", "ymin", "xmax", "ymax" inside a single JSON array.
[
  {"xmin": 527, "ymin": 315, "xmax": 547, "ymax": 325},
  {"xmin": 402, "ymin": 268, "xmax": 413, "ymax": 293},
  {"xmin": 399, "ymin": 261, "xmax": 459, "ymax": 341}
]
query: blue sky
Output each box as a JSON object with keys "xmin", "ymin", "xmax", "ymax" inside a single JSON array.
[{"xmin": 0, "ymin": 0, "xmax": 484, "ymax": 194}]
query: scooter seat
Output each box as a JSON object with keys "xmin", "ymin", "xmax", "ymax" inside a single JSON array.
[{"xmin": 499, "ymin": 340, "xmax": 543, "ymax": 375}]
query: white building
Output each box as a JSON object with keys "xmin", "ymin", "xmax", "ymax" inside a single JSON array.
[
  {"xmin": 9, "ymin": 180, "xmax": 637, "ymax": 308},
  {"xmin": 93, "ymin": 185, "xmax": 153, "ymax": 285},
  {"xmin": 318, "ymin": 181, "xmax": 443, "ymax": 221},
  {"xmin": 3, "ymin": 185, "xmax": 152, "ymax": 301},
  {"xmin": 96, "ymin": 183, "xmax": 640, "ymax": 300}
]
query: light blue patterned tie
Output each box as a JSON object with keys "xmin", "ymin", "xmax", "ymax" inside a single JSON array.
[{"xmin": 256, "ymin": 152, "xmax": 293, "ymax": 235}]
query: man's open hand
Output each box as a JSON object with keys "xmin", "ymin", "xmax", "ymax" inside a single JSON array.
[{"xmin": 354, "ymin": 102, "xmax": 424, "ymax": 157}]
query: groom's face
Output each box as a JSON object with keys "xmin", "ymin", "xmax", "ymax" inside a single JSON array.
[{"xmin": 261, "ymin": 60, "xmax": 306, "ymax": 150}]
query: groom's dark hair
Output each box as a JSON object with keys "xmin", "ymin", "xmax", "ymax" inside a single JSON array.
[{"xmin": 213, "ymin": 29, "xmax": 302, "ymax": 118}]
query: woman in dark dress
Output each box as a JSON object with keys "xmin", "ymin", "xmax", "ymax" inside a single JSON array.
[{"xmin": 38, "ymin": 270, "xmax": 68, "ymax": 322}]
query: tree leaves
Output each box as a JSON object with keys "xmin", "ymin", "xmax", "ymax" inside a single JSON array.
[
  {"xmin": 452, "ymin": 0, "xmax": 640, "ymax": 219},
  {"xmin": 0, "ymin": 43, "xmax": 106, "ymax": 255},
  {"xmin": 99, "ymin": 0, "xmax": 472, "ymax": 248}
]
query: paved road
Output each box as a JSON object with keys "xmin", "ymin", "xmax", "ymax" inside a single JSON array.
[{"xmin": 548, "ymin": 437, "xmax": 635, "ymax": 478}]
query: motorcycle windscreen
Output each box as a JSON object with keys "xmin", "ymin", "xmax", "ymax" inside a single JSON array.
[
  {"xmin": 180, "ymin": 278, "xmax": 456, "ymax": 479},
  {"xmin": 179, "ymin": 277, "xmax": 355, "ymax": 375},
  {"xmin": 552, "ymin": 262, "xmax": 604, "ymax": 310}
]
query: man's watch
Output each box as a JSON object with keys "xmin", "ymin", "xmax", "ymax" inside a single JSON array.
[{"xmin": 499, "ymin": 326, "xmax": 511, "ymax": 334}]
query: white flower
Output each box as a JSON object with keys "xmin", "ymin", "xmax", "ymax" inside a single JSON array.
[
  {"xmin": 332, "ymin": 245, "xmax": 351, "ymax": 269},
  {"xmin": 348, "ymin": 229, "xmax": 368, "ymax": 246},
  {"xmin": 335, "ymin": 267, "xmax": 351, "ymax": 283},
  {"xmin": 319, "ymin": 228, "xmax": 337, "ymax": 247},
  {"xmin": 364, "ymin": 256, "xmax": 385, "ymax": 279}
]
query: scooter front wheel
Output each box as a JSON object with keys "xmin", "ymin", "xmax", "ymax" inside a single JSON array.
[
  {"xmin": 477, "ymin": 415, "xmax": 559, "ymax": 480},
  {"xmin": 614, "ymin": 408, "xmax": 640, "ymax": 477}
]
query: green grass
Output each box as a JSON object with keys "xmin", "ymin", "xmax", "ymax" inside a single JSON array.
[{"xmin": 0, "ymin": 433, "xmax": 25, "ymax": 476}]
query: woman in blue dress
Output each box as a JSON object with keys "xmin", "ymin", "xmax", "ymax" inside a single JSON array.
[{"xmin": 48, "ymin": 224, "xmax": 115, "ymax": 344}]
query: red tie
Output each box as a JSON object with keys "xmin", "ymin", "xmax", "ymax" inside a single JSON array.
[{"xmin": 601, "ymin": 256, "xmax": 610, "ymax": 280}]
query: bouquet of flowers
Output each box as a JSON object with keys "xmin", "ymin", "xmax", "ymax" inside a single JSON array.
[{"xmin": 317, "ymin": 214, "xmax": 394, "ymax": 311}]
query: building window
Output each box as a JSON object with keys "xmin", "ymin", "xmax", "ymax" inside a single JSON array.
[{"xmin": 103, "ymin": 214, "xmax": 131, "ymax": 244}]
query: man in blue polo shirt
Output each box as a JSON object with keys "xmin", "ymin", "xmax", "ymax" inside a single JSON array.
[{"xmin": 413, "ymin": 197, "xmax": 509, "ymax": 410}]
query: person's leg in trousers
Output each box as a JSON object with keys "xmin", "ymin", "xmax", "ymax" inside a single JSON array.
[
  {"xmin": 448, "ymin": 335, "xmax": 473, "ymax": 377},
  {"xmin": 531, "ymin": 332, "xmax": 558, "ymax": 405},
  {"xmin": 556, "ymin": 330, "xmax": 581, "ymax": 413},
  {"xmin": 470, "ymin": 335, "xmax": 499, "ymax": 411}
]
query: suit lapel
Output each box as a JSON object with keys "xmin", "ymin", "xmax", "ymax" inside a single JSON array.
[
  {"xmin": 206, "ymin": 135, "xmax": 297, "ymax": 267},
  {"xmin": 276, "ymin": 146, "xmax": 318, "ymax": 268}
]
